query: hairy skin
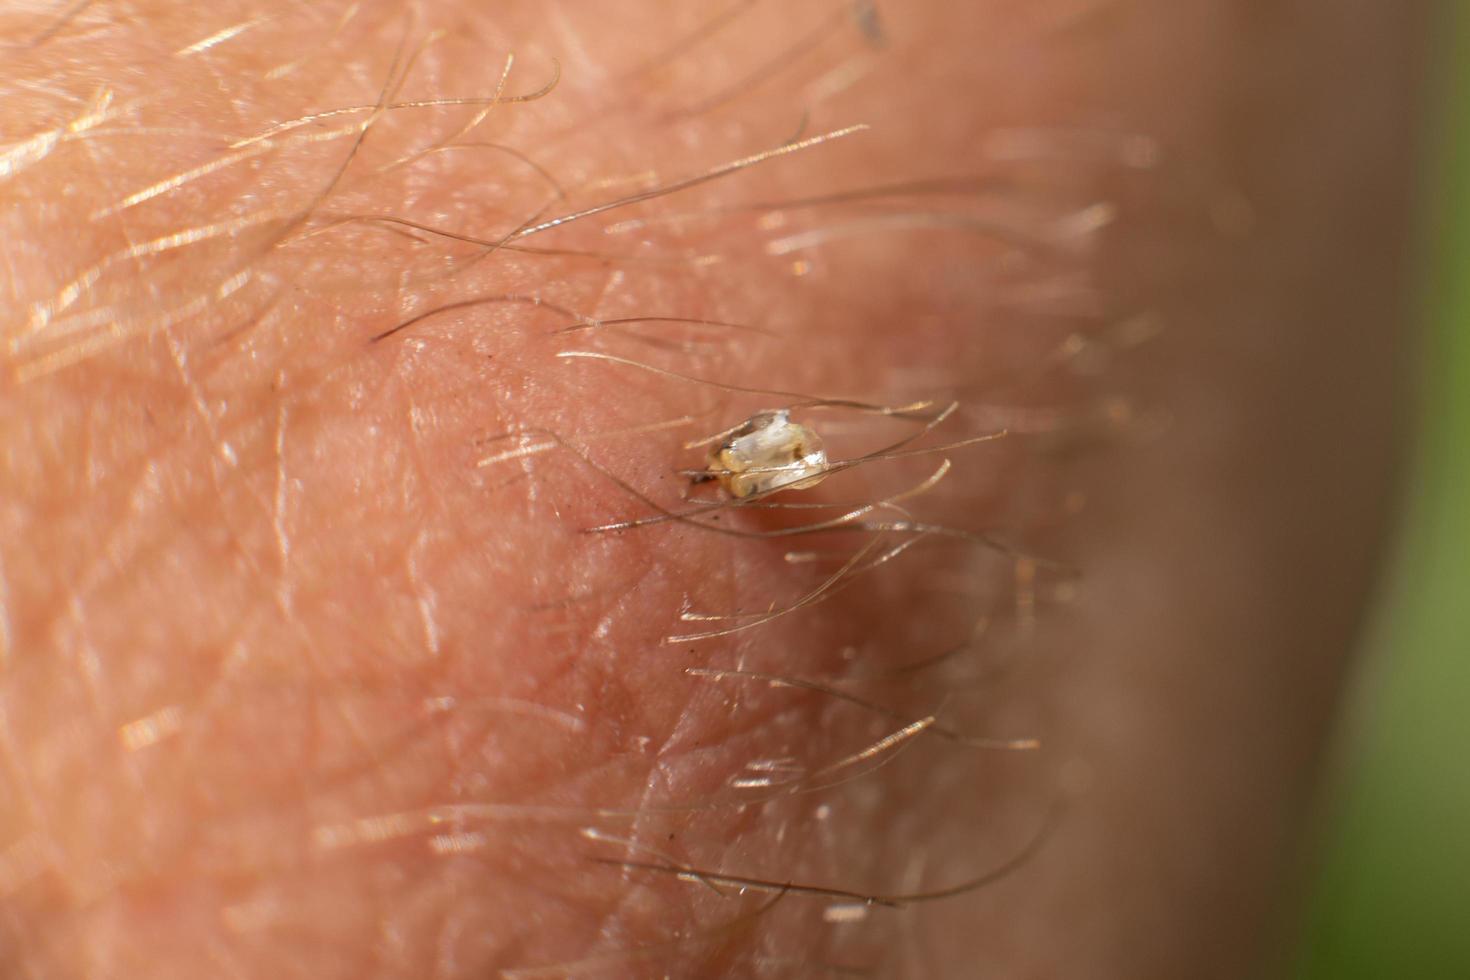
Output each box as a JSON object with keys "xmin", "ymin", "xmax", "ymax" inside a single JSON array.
[{"xmin": 0, "ymin": 1, "xmax": 1421, "ymax": 977}]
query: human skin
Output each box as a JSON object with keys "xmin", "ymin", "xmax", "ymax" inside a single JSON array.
[{"xmin": 0, "ymin": 1, "xmax": 1423, "ymax": 977}]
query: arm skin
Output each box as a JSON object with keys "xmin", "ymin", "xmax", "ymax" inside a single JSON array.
[{"xmin": 0, "ymin": 1, "xmax": 1423, "ymax": 977}]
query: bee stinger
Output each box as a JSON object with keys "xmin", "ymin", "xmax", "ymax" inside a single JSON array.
[{"xmin": 705, "ymin": 409, "xmax": 829, "ymax": 499}]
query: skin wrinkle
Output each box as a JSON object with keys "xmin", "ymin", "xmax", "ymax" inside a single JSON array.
[
  {"xmin": 0, "ymin": 1, "xmax": 1417, "ymax": 979},
  {"xmin": 271, "ymin": 384, "xmax": 293, "ymax": 613},
  {"xmin": 0, "ymin": 550, "xmax": 13, "ymax": 670}
]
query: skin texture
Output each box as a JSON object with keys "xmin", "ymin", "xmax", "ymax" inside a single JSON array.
[{"xmin": 0, "ymin": 1, "xmax": 1423, "ymax": 977}]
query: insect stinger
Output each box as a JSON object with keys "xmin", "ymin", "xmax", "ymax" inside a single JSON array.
[{"xmin": 705, "ymin": 410, "xmax": 829, "ymax": 498}]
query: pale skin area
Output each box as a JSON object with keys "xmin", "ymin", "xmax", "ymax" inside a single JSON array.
[{"xmin": 0, "ymin": 1, "xmax": 1422, "ymax": 977}]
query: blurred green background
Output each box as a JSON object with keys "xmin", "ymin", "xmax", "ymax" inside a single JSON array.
[{"xmin": 1292, "ymin": 4, "xmax": 1470, "ymax": 978}]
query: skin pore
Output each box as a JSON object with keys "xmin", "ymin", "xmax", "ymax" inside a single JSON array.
[{"xmin": 0, "ymin": 1, "xmax": 1422, "ymax": 977}]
